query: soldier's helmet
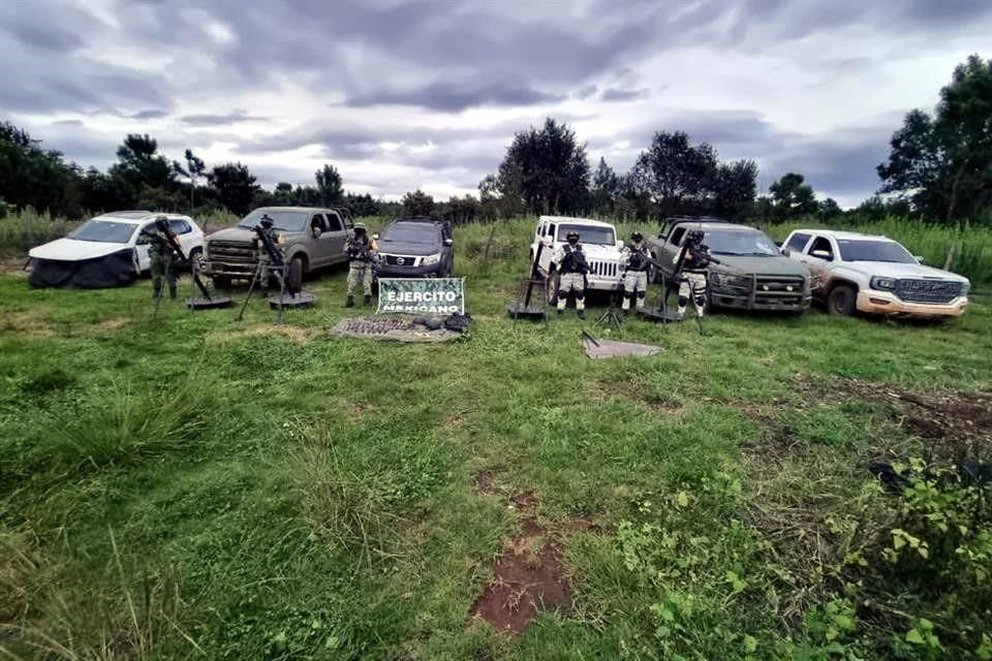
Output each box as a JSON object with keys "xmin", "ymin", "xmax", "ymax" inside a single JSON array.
[
  {"xmin": 354, "ymin": 222, "xmax": 367, "ymax": 233},
  {"xmin": 565, "ymin": 231, "xmax": 580, "ymax": 241},
  {"xmin": 154, "ymin": 215, "xmax": 169, "ymax": 231},
  {"xmin": 631, "ymin": 232, "xmax": 643, "ymax": 243},
  {"xmin": 686, "ymin": 229, "xmax": 705, "ymax": 244},
  {"xmin": 259, "ymin": 214, "xmax": 274, "ymax": 228}
]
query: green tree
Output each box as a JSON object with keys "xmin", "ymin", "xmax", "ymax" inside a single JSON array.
[
  {"xmin": 172, "ymin": 149, "xmax": 207, "ymax": 211},
  {"xmin": 488, "ymin": 117, "xmax": 590, "ymax": 215},
  {"xmin": 0, "ymin": 121, "xmax": 83, "ymax": 217},
  {"xmin": 878, "ymin": 54, "xmax": 992, "ymax": 226},
  {"xmin": 109, "ymin": 134, "xmax": 175, "ymax": 205},
  {"xmin": 819, "ymin": 197, "xmax": 842, "ymax": 218},
  {"xmin": 711, "ymin": 159, "xmax": 758, "ymax": 220},
  {"xmin": 631, "ymin": 131, "xmax": 718, "ymax": 216},
  {"xmin": 401, "ymin": 189, "xmax": 434, "ymax": 216},
  {"xmin": 769, "ymin": 172, "xmax": 819, "ymax": 219},
  {"xmin": 315, "ymin": 164, "xmax": 344, "ymax": 205},
  {"xmin": 591, "ymin": 157, "xmax": 619, "ymax": 215},
  {"xmin": 208, "ymin": 162, "xmax": 259, "ymax": 216}
]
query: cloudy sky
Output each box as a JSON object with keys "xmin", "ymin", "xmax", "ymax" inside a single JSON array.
[{"xmin": 2, "ymin": 0, "xmax": 990, "ymax": 207}]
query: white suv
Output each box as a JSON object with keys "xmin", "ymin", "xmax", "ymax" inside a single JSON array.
[
  {"xmin": 529, "ymin": 215, "xmax": 624, "ymax": 301},
  {"xmin": 781, "ymin": 229, "xmax": 970, "ymax": 319}
]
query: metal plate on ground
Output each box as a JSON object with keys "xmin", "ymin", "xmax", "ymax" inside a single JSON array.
[
  {"xmin": 269, "ymin": 292, "xmax": 317, "ymax": 309},
  {"xmin": 505, "ymin": 303, "xmax": 548, "ymax": 318},
  {"xmin": 329, "ymin": 316, "xmax": 464, "ymax": 343},
  {"xmin": 637, "ymin": 308, "xmax": 684, "ymax": 322},
  {"xmin": 186, "ymin": 296, "xmax": 233, "ymax": 310},
  {"xmin": 582, "ymin": 338, "xmax": 663, "ymax": 359}
]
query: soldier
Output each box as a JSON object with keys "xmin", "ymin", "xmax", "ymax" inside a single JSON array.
[
  {"xmin": 620, "ymin": 231, "xmax": 651, "ymax": 314},
  {"xmin": 148, "ymin": 215, "xmax": 178, "ymax": 300},
  {"xmin": 674, "ymin": 229, "xmax": 710, "ymax": 318},
  {"xmin": 554, "ymin": 230, "xmax": 588, "ymax": 318},
  {"xmin": 345, "ymin": 222, "xmax": 378, "ymax": 307},
  {"xmin": 256, "ymin": 214, "xmax": 286, "ymax": 290}
]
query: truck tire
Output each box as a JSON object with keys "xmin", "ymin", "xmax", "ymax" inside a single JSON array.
[
  {"xmin": 286, "ymin": 256, "xmax": 304, "ymax": 295},
  {"xmin": 546, "ymin": 267, "xmax": 560, "ymax": 305},
  {"xmin": 828, "ymin": 284, "xmax": 856, "ymax": 316},
  {"xmin": 187, "ymin": 247, "xmax": 203, "ymax": 274},
  {"xmin": 211, "ymin": 274, "xmax": 231, "ymax": 289}
]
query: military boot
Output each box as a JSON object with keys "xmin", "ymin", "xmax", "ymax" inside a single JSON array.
[
  {"xmin": 364, "ymin": 294, "xmax": 372, "ymax": 306},
  {"xmin": 577, "ymin": 310, "xmax": 586, "ymax": 319},
  {"xmin": 169, "ymin": 288, "xmax": 177, "ymax": 300},
  {"xmin": 345, "ymin": 295, "xmax": 355, "ymax": 308}
]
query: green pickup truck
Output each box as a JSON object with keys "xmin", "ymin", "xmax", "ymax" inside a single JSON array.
[{"xmin": 645, "ymin": 216, "xmax": 812, "ymax": 313}]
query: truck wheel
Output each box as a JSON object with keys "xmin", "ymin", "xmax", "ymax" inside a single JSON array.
[
  {"xmin": 187, "ymin": 247, "xmax": 203, "ymax": 274},
  {"xmin": 828, "ymin": 285, "xmax": 856, "ymax": 316},
  {"xmin": 546, "ymin": 267, "xmax": 560, "ymax": 305},
  {"xmin": 211, "ymin": 275, "xmax": 231, "ymax": 289},
  {"xmin": 286, "ymin": 256, "xmax": 304, "ymax": 294}
]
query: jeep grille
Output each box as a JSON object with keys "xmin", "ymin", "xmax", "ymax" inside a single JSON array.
[
  {"xmin": 588, "ymin": 260, "xmax": 619, "ymax": 278},
  {"xmin": 895, "ymin": 279, "xmax": 961, "ymax": 303}
]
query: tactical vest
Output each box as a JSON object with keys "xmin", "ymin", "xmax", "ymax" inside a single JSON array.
[
  {"xmin": 626, "ymin": 243, "xmax": 649, "ymax": 271},
  {"xmin": 561, "ymin": 244, "xmax": 588, "ymax": 274},
  {"xmin": 346, "ymin": 237, "xmax": 372, "ymax": 262}
]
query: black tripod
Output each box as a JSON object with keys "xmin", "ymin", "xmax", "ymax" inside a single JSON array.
[
  {"xmin": 595, "ymin": 288, "xmax": 624, "ymax": 332},
  {"xmin": 236, "ymin": 259, "xmax": 288, "ymax": 324}
]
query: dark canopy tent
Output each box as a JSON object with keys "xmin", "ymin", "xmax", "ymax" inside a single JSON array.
[{"xmin": 28, "ymin": 249, "xmax": 138, "ymax": 289}]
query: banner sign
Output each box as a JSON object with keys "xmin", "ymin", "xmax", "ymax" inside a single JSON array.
[{"xmin": 376, "ymin": 278, "xmax": 465, "ymax": 315}]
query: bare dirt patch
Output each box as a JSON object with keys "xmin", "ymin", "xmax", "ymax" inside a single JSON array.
[
  {"xmin": 586, "ymin": 377, "xmax": 685, "ymax": 415},
  {"xmin": 1, "ymin": 310, "xmax": 55, "ymax": 338},
  {"xmin": 94, "ymin": 316, "xmax": 130, "ymax": 332},
  {"xmin": 469, "ymin": 489, "xmax": 572, "ymax": 634}
]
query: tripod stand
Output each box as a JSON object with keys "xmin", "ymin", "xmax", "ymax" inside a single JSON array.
[
  {"xmin": 594, "ymin": 288, "xmax": 623, "ymax": 332},
  {"xmin": 236, "ymin": 260, "xmax": 288, "ymax": 324}
]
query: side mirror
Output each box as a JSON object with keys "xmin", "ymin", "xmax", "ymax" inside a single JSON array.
[
  {"xmin": 811, "ymin": 249, "xmax": 832, "ymax": 261},
  {"xmin": 311, "ymin": 227, "xmax": 322, "ymax": 239},
  {"xmin": 372, "ymin": 233, "xmax": 380, "ymax": 241},
  {"xmin": 616, "ymin": 240, "xmax": 624, "ymax": 249},
  {"xmin": 443, "ymin": 238, "xmax": 453, "ymax": 247},
  {"xmin": 781, "ymin": 247, "xmax": 791, "ymax": 257},
  {"xmin": 915, "ymin": 255, "xmax": 925, "ymax": 264}
]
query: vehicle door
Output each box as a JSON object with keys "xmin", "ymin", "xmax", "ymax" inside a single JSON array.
[
  {"xmin": 133, "ymin": 222, "xmax": 154, "ymax": 272},
  {"xmin": 660, "ymin": 226, "xmax": 687, "ymax": 276},
  {"xmin": 782, "ymin": 232, "xmax": 812, "ymax": 260},
  {"xmin": 531, "ymin": 219, "xmax": 545, "ymax": 261},
  {"xmin": 321, "ymin": 212, "xmax": 348, "ymax": 265},
  {"xmin": 802, "ymin": 235, "xmax": 836, "ymax": 294},
  {"xmin": 538, "ymin": 221, "xmax": 557, "ymax": 274},
  {"xmin": 307, "ymin": 213, "xmax": 332, "ymax": 266}
]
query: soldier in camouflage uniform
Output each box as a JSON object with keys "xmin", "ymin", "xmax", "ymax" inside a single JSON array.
[
  {"xmin": 620, "ymin": 231, "xmax": 650, "ymax": 314},
  {"xmin": 256, "ymin": 214, "xmax": 286, "ymax": 291},
  {"xmin": 345, "ymin": 223, "xmax": 378, "ymax": 307},
  {"xmin": 553, "ymin": 231, "xmax": 588, "ymax": 318},
  {"xmin": 674, "ymin": 229, "xmax": 710, "ymax": 318},
  {"xmin": 148, "ymin": 215, "xmax": 178, "ymax": 300}
]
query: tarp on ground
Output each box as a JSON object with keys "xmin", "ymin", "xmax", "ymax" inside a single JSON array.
[{"xmin": 28, "ymin": 249, "xmax": 138, "ymax": 289}]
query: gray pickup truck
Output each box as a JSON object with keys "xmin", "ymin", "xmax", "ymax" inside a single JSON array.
[
  {"xmin": 645, "ymin": 216, "xmax": 812, "ymax": 312},
  {"xmin": 201, "ymin": 206, "xmax": 354, "ymax": 291}
]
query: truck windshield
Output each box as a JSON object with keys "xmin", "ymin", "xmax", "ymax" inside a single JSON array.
[
  {"xmin": 837, "ymin": 240, "xmax": 916, "ymax": 263},
  {"xmin": 238, "ymin": 210, "xmax": 310, "ymax": 232},
  {"xmin": 557, "ymin": 224, "xmax": 615, "ymax": 245},
  {"xmin": 705, "ymin": 231, "xmax": 779, "ymax": 256},
  {"xmin": 381, "ymin": 224, "xmax": 439, "ymax": 244},
  {"xmin": 68, "ymin": 219, "xmax": 138, "ymax": 244}
]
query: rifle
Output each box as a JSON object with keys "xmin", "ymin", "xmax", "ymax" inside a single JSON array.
[{"xmin": 158, "ymin": 220, "xmax": 214, "ymax": 300}]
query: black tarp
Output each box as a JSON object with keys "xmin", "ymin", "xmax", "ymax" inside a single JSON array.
[{"xmin": 28, "ymin": 249, "xmax": 138, "ymax": 289}]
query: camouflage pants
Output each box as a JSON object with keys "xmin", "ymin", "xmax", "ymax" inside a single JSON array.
[
  {"xmin": 347, "ymin": 262, "xmax": 373, "ymax": 296},
  {"xmin": 677, "ymin": 272, "xmax": 708, "ymax": 317},
  {"xmin": 557, "ymin": 272, "xmax": 586, "ymax": 310},
  {"xmin": 150, "ymin": 250, "xmax": 177, "ymax": 298},
  {"xmin": 622, "ymin": 270, "xmax": 648, "ymax": 310}
]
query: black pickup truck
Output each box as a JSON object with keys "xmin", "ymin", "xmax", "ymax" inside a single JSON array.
[{"xmin": 645, "ymin": 216, "xmax": 812, "ymax": 312}]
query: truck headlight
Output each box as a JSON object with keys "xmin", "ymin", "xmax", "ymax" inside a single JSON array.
[
  {"xmin": 961, "ymin": 280, "xmax": 970, "ymax": 297},
  {"xmin": 870, "ymin": 276, "xmax": 896, "ymax": 291},
  {"xmin": 422, "ymin": 253, "xmax": 442, "ymax": 266}
]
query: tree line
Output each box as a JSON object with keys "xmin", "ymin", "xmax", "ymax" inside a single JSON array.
[{"xmin": 1, "ymin": 54, "xmax": 988, "ymax": 225}]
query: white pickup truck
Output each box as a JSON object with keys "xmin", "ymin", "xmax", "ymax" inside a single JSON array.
[
  {"xmin": 529, "ymin": 215, "xmax": 624, "ymax": 303},
  {"xmin": 781, "ymin": 229, "xmax": 970, "ymax": 319}
]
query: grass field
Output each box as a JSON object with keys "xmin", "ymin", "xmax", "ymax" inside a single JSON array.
[{"xmin": 2, "ymin": 219, "xmax": 991, "ymax": 659}]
